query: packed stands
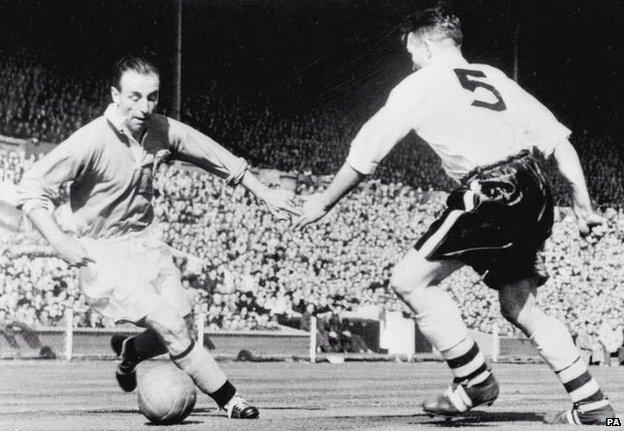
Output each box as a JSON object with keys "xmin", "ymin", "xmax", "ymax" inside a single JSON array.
[
  {"xmin": 1, "ymin": 52, "xmax": 622, "ymax": 205},
  {"xmin": 0, "ymin": 53, "xmax": 623, "ymax": 350},
  {"xmin": 2, "ymin": 148, "xmax": 623, "ymax": 340}
]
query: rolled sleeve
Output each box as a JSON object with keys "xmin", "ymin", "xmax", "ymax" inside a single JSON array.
[
  {"xmin": 346, "ymin": 146, "xmax": 378, "ymax": 175},
  {"xmin": 167, "ymin": 118, "xmax": 248, "ymax": 185},
  {"xmin": 346, "ymin": 82, "xmax": 417, "ymax": 175},
  {"xmin": 525, "ymin": 118, "xmax": 571, "ymax": 158}
]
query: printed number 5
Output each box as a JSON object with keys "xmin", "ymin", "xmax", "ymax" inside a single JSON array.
[{"xmin": 454, "ymin": 68, "xmax": 507, "ymax": 112}]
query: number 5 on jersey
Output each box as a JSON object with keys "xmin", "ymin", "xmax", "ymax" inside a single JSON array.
[{"xmin": 454, "ymin": 68, "xmax": 507, "ymax": 112}]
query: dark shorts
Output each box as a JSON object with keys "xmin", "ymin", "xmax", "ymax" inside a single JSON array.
[{"xmin": 414, "ymin": 150, "xmax": 554, "ymax": 289}]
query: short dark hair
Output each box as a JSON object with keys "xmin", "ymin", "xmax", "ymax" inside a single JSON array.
[
  {"xmin": 400, "ymin": 5, "xmax": 463, "ymax": 47},
  {"xmin": 111, "ymin": 54, "xmax": 160, "ymax": 89}
]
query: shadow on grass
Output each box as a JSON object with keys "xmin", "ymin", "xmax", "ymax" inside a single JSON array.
[
  {"xmin": 416, "ymin": 411, "xmax": 545, "ymax": 427},
  {"xmin": 145, "ymin": 420, "xmax": 202, "ymax": 426},
  {"xmin": 190, "ymin": 406, "xmax": 325, "ymax": 417},
  {"xmin": 314, "ymin": 411, "xmax": 544, "ymax": 427}
]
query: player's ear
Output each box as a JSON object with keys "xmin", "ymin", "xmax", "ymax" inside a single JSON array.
[
  {"xmin": 111, "ymin": 86, "xmax": 120, "ymax": 105},
  {"xmin": 422, "ymin": 37, "xmax": 434, "ymax": 56},
  {"xmin": 405, "ymin": 32, "xmax": 417, "ymax": 51}
]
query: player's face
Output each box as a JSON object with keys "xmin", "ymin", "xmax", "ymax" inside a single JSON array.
[
  {"xmin": 405, "ymin": 32, "xmax": 430, "ymax": 70},
  {"xmin": 111, "ymin": 70, "xmax": 160, "ymax": 135}
]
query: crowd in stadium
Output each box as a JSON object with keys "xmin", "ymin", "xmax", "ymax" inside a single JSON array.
[
  {"xmin": 0, "ymin": 54, "xmax": 623, "ymax": 356},
  {"xmin": 1, "ymin": 52, "xmax": 623, "ymax": 205},
  {"xmin": 2, "ymin": 147, "xmax": 623, "ymax": 346}
]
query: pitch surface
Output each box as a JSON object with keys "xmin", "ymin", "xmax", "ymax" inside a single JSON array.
[{"xmin": 1, "ymin": 360, "xmax": 622, "ymax": 430}]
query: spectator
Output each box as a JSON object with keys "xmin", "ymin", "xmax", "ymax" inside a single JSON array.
[
  {"xmin": 0, "ymin": 52, "xmax": 623, "ymax": 337},
  {"xmin": 598, "ymin": 319, "xmax": 623, "ymax": 366}
]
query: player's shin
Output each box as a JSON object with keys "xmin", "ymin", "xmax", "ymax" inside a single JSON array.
[
  {"xmin": 530, "ymin": 314, "xmax": 609, "ymax": 406},
  {"xmin": 117, "ymin": 328, "xmax": 167, "ymax": 364},
  {"xmin": 400, "ymin": 286, "xmax": 499, "ymax": 414},
  {"xmin": 170, "ymin": 341, "xmax": 231, "ymax": 406},
  {"xmin": 111, "ymin": 329, "xmax": 167, "ymax": 393},
  {"xmin": 406, "ymin": 286, "xmax": 469, "ymax": 353},
  {"xmin": 170, "ymin": 340, "xmax": 259, "ymax": 418}
]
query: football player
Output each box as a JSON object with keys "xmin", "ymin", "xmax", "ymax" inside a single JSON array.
[
  {"xmin": 18, "ymin": 54, "xmax": 299, "ymax": 419},
  {"xmin": 295, "ymin": 6, "xmax": 614, "ymax": 425}
]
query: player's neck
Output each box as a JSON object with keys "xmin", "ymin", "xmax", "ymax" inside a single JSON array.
[
  {"xmin": 129, "ymin": 129, "xmax": 146, "ymax": 143},
  {"xmin": 427, "ymin": 46, "xmax": 464, "ymax": 67},
  {"xmin": 433, "ymin": 46, "xmax": 463, "ymax": 61}
]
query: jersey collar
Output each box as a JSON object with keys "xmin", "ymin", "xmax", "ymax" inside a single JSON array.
[
  {"xmin": 103, "ymin": 103, "xmax": 128, "ymax": 134},
  {"xmin": 104, "ymin": 103, "xmax": 149, "ymax": 145}
]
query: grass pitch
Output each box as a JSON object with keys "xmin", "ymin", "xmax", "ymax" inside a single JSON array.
[{"xmin": 1, "ymin": 360, "xmax": 622, "ymax": 430}]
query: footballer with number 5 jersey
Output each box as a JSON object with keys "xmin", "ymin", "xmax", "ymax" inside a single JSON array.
[
  {"xmin": 17, "ymin": 54, "xmax": 299, "ymax": 420},
  {"xmin": 295, "ymin": 6, "xmax": 615, "ymax": 425}
]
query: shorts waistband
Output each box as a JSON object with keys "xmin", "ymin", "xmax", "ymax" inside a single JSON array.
[
  {"xmin": 79, "ymin": 224, "xmax": 161, "ymax": 244},
  {"xmin": 461, "ymin": 150, "xmax": 532, "ymax": 185}
]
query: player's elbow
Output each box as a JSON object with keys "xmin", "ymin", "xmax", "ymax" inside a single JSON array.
[
  {"xmin": 552, "ymin": 139, "xmax": 576, "ymax": 161},
  {"xmin": 16, "ymin": 188, "xmax": 54, "ymax": 215}
]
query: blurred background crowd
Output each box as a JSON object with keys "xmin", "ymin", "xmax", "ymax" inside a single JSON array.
[
  {"xmin": 0, "ymin": 33, "xmax": 623, "ymax": 359},
  {"xmin": 1, "ymin": 146, "xmax": 623, "ymax": 349},
  {"xmin": 1, "ymin": 51, "xmax": 623, "ymax": 205}
]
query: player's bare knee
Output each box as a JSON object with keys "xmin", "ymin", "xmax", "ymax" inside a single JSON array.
[
  {"xmin": 499, "ymin": 301, "xmax": 522, "ymax": 325},
  {"xmin": 144, "ymin": 305, "xmax": 191, "ymax": 353},
  {"xmin": 498, "ymin": 279, "xmax": 537, "ymax": 329},
  {"xmin": 390, "ymin": 264, "xmax": 419, "ymax": 298},
  {"xmin": 161, "ymin": 318, "xmax": 192, "ymax": 355},
  {"xmin": 390, "ymin": 255, "xmax": 433, "ymax": 297},
  {"xmin": 147, "ymin": 315, "xmax": 185, "ymax": 340}
]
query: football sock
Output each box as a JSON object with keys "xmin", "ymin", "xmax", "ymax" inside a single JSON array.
[
  {"xmin": 555, "ymin": 357, "xmax": 608, "ymax": 409},
  {"xmin": 123, "ymin": 329, "xmax": 167, "ymax": 364},
  {"xmin": 443, "ymin": 336, "xmax": 491, "ymax": 386},
  {"xmin": 529, "ymin": 314, "xmax": 578, "ymax": 370},
  {"xmin": 530, "ymin": 314, "xmax": 608, "ymax": 407},
  {"xmin": 211, "ymin": 381, "xmax": 237, "ymax": 409},
  {"xmin": 171, "ymin": 340, "xmax": 232, "ymax": 406},
  {"xmin": 409, "ymin": 286, "xmax": 469, "ymax": 352}
]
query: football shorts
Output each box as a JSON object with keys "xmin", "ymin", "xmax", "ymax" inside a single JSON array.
[
  {"xmin": 78, "ymin": 226, "xmax": 191, "ymax": 323},
  {"xmin": 414, "ymin": 150, "xmax": 554, "ymax": 289}
]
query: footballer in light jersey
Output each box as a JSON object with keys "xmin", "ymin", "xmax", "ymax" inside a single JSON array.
[
  {"xmin": 18, "ymin": 55, "xmax": 299, "ymax": 420},
  {"xmin": 295, "ymin": 7, "xmax": 614, "ymax": 425}
]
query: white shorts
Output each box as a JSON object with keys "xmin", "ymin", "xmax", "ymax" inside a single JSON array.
[{"xmin": 78, "ymin": 227, "xmax": 191, "ymax": 324}]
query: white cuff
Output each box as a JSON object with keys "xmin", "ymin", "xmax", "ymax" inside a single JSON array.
[
  {"xmin": 20, "ymin": 199, "xmax": 54, "ymax": 215},
  {"xmin": 226, "ymin": 158, "xmax": 248, "ymax": 186},
  {"xmin": 346, "ymin": 153, "xmax": 376, "ymax": 176}
]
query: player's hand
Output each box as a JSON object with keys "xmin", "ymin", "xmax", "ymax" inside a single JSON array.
[
  {"xmin": 259, "ymin": 188, "xmax": 301, "ymax": 220},
  {"xmin": 51, "ymin": 236, "xmax": 95, "ymax": 268},
  {"xmin": 293, "ymin": 193, "xmax": 331, "ymax": 229},
  {"xmin": 185, "ymin": 254, "xmax": 204, "ymax": 276},
  {"xmin": 572, "ymin": 203, "xmax": 605, "ymax": 238}
]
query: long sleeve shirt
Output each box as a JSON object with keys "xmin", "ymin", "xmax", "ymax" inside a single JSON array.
[{"xmin": 17, "ymin": 104, "xmax": 247, "ymax": 239}]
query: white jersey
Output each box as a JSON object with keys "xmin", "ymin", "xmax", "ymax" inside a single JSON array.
[{"xmin": 347, "ymin": 51, "xmax": 571, "ymax": 182}]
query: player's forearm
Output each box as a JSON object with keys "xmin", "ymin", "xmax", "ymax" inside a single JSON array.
[
  {"xmin": 240, "ymin": 171, "xmax": 272, "ymax": 201},
  {"xmin": 26, "ymin": 207, "xmax": 71, "ymax": 249},
  {"xmin": 173, "ymin": 120, "xmax": 247, "ymax": 185},
  {"xmin": 319, "ymin": 162, "xmax": 365, "ymax": 210},
  {"xmin": 553, "ymin": 140, "xmax": 592, "ymax": 209}
]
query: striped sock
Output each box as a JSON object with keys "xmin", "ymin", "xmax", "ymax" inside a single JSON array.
[
  {"xmin": 556, "ymin": 357, "xmax": 609, "ymax": 410},
  {"xmin": 444, "ymin": 337, "xmax": 491, "ymax": 386}
]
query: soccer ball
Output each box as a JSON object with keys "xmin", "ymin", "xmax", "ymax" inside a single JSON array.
[{"xmin": 137, "ymin": 364, "xmax": 197, "ymax": 424}]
